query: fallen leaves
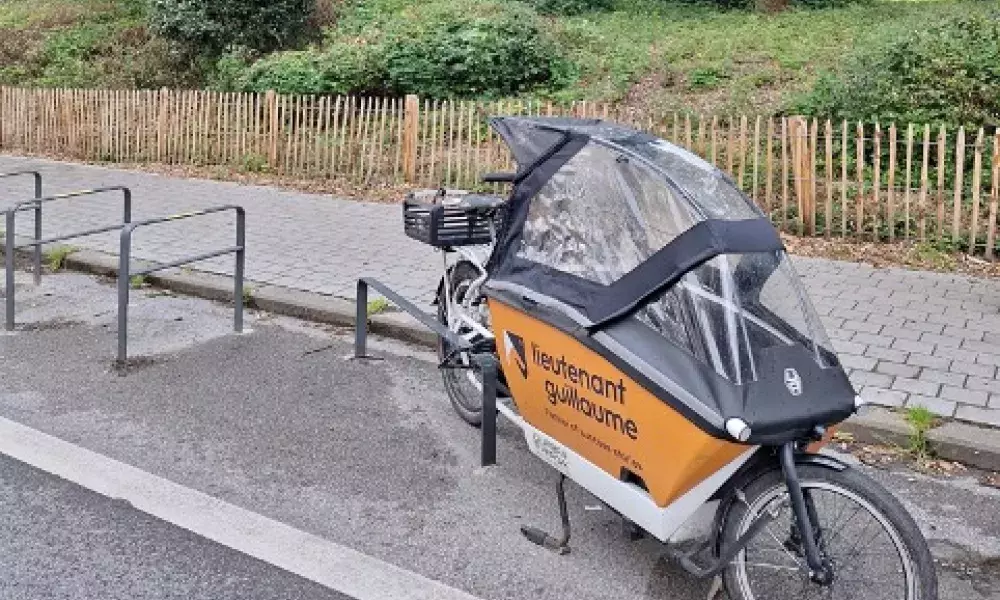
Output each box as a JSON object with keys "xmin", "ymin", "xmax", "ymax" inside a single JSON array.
[{"xmin": 781, "ymin": 233, "xmax": 1000, "ymax": 279}]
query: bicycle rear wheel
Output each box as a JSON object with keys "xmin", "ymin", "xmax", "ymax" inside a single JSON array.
[
  {"xmin": 437, "ymin": 261, "xmax": 488, "ymax": 426},
  {"xmin": 722, "ymin": 464, "xmax": 937, "ymax": 600}
]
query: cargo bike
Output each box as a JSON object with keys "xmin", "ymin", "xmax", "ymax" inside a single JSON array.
[{"xmin": 354, "ymin": 117, "xmax": 937, "ymax": 600}]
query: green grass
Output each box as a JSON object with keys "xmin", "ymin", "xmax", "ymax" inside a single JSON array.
[{"xmin": 551, "ymin": 0, "xmax": 992, "ymax": 113}]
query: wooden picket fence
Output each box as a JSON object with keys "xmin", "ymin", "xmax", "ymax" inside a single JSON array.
[{"xmin": 0, "ymin": 87, "xmax": 997, "ymax": 257}]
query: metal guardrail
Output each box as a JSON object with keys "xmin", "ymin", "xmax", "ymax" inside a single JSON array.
[
  {"xmin": 4, "ymin": 186, "xmax": 132, "ymax": 331},
  {"xmin": 354, "ymin": 277, "xmax": 498, "ymax": 466},
  {"xmin": 0, "ymin": 170, "xmax": 42, "ymax": 284},
  {"xmin": 117, "ymin": 205, "xmax": 245, "ymax": 366}
]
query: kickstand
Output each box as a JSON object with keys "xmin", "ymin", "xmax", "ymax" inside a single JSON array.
[{"xmin": 521, "ymin": 474, "xmax": 571, "ymax": 555}]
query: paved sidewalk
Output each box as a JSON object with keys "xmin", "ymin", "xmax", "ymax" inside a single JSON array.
[{"xmin": 1, "ymin": 156, "xmax": 999, "ymax": 426}]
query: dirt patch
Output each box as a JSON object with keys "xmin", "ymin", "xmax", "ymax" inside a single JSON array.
[
  {"xmin": 782, "ymin": 234, "xmax": 1000, "ymax": 279},
  {"xmin": 831, "ymin": 431, "xmax": 1000, "ymax": 486},
  {"xmin": 19, "ymin": 318, "xmax": 83, "ymax": 332},
  {"xmin": 111, "ymin": 355, "xmax": 163, "ymax": 377}
]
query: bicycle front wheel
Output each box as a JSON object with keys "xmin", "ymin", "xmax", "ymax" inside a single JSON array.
[{"xmin": 722, "ymin": 463, "xmax": 937, "ymax": 600}]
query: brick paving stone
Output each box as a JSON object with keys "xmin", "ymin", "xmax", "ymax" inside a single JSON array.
[
  {"xmin": 866, "ymin": 346, "xmax": 909, "ymax": 363},
  {"xmin": 918, "ymin": 369, "xmax": 966, "ymax": 387},
  {"xmin": 967, "ymin": 376, "xmax": 1000, "ymax": 395},
  {"xmin": 906, "ymin": 395, "xmax": 957, "ymax": 418},
  {"xmin": 919, "ymin": 333, "xmax": 964, "ymax": 348},
  {"xmin": 892, "ymin": 338, "xmax": 936, "ymax": 355},
  {"xmin": 852, "ymin": 332, "xmax": 894, "ymax": 348},
  {"xmin": 962, "ymin": 339, "xmax": 1000, "ymax": 355},
  {"xmin": 932, "ymin": 346, "xmax": 978, "ymax": 364},
  {"xmin": 938, "ymin": 385, "xmax": 989, "ymax": 407},
  {"xmin": 876, "ymin": 361, "xmax": 920, "ymax": 378},
  {"xmin": 839, "ymin": 354, "xmax": 877, "ymax": 371},
  {"xmin": 878, "ymin": 326, "xmax": 922, "ymax": 341},
  {"xmin": 890, "ymin": 307, "xmax": 931, "ymax": 322},
  {"xmin": 955, "ymin": 405, "xmax": 1000, "ymax": 427},
  {"xmin": 941, "ymin": 325, "xmax": 985, "ymax": 341},
  {"xmin": 926, "ymin": 313, "xmax": 968, "ymax": 327},
  {"xmin": 905, "ymin": 352, "xmax": 951, "ymax": 371},
  {"xmin": 902, "ymin": 319, "xmax": 944, "ymax": 334},
  {"xmin": 832, "ymin": 340, "xmax": 867, "ymax": 356},
  {"xmin": 843, "ymin": 320, "xmax": 882, "ymax": 334},
  {"xmin": 950, "ymin": 360, "xmax": 996, "ymax": 379},
  {"xmin": 849, "ymin": 371, "xmax": 893, "ymax": 389},
  {"xmin": 860, "ymin": 387, "xmax": 906, "ymax": 408},
  {"xmin": 978, "ymin": 353, "xmax": 1000, "ymax": 367},
  {"xmin": 891, "ymin": 377, "xmax": 940, "ymax": 397}
]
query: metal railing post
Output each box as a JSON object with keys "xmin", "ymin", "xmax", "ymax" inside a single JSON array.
[
  {"xmin": 481, "ymin": 356, "xmax": 498, "ymax": 467},
  {"xmin": 123, "ymin": 188, "xmax": 131, "ymax": 224},
  {"xmin": 32, "ymin": 172, "xmax": 41, "ymax": 285},
  {"xmin": 4, "ymin": 210, "xmax": 14, "ymax": 331},
  {"xmin": 355, "ymin": 280, "xmax": 368, "ymax": 358},
  {"xmin": 117, "ymin": 226, "xmax": 132, "ymax": 366},
  {"xmin": 233, "ymin": 207, "xmax": 244, "ymax": 333}
]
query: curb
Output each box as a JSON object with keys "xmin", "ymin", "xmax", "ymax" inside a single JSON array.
[
  {"xmin": 57, "ymin": 247, "xmax": 440, "ymax": 349},
  {"xmin": 840, "ymin": 406, "xmax": 1000, "ymax": 472},
  {"xmin": 5, "ymin": 238, "xmax": 1000, "ymax": 472}
]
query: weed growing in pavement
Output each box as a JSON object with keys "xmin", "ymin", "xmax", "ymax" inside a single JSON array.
[
  {"xmin": 904, "ymin": 406, "xmax": 937, "ymax": 460},
  {"xmin": 366, "ymin": 297, "xmax": 391, "ymax": 316},
  {"xmin": 129, "ymin": 274, "xmax": 147, "ymax": 289},
  {"xmin": 43, "ymin": 246, "xmax": 76, "ymax": 271},
  {"xmin": 242, "ymin": 285, "xmax": 255, "ymax": 307}
]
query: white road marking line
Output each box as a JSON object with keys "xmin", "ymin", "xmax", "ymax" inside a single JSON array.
[{"xmin": 0, "ymin": 416, "xmax": 481, "ymax": 600}]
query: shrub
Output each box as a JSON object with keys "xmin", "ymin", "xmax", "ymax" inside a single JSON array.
[
  {"xmin": 792, "ymin": 12, "xmax": 1000, "ymax": 129},
  {"xmin": 149, "ymin": 0, "xmax": 314, "ymax": 55},
  {"xmin": 217, "ymin": 41, "xmax": 386, "ymax": 94},
  {"xmin": 223, "ymin": 0, "xmax": 571, "ymax": 99},
  {"xmin": 529, "ymin": 0, "xmax": 613, "ymax": 16},
  {"xmin": 382, "ymin": 1, "xmax": 570, "ymax": 98}
]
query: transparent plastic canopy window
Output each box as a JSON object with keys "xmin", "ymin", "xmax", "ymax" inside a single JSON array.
[{"xmin": 517, "ymin": 139, "xmax": 834, "ymax": 384}]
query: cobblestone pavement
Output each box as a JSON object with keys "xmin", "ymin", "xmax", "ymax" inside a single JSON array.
[{"xmin": 1, "ymin": 156, "xmax": 999, "ymax": 427}]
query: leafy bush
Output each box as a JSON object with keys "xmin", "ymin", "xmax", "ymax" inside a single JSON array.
[
  {"xmin": 149, "ymin": 0, "xmax": 314, "ymax": 55},
  {"xmin": 528, "ymin": 0, "xmax": 613, "ymax": 16},
  {"xmin": 217, "ymin": 42, "xmax": 385, "ymax": 94},
  {"xmin": 383, "ymin": 2, "xmax": 570, "ymax": 98},
  {"xmin": 222, "ymin": 0, "xmax": 571, "ymax": 99},
  {"xmin": 792, "ymin": 12, "xmax": 1000, "ymax": 128}
]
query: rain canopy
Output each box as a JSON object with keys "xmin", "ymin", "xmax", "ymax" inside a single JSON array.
[{"xmin": 485, "ymin": 117, "xmax": 855, "ymax": 442}]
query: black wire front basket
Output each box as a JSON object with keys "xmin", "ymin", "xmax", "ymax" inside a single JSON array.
[{"xmin": 403, "ymin": 189, "xmax": 504, "ymax": 249}]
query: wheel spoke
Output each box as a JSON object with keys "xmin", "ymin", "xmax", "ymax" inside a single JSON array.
[{"xmin": 732, "ymin": 479, "xmax": 917, "ymax": 600}]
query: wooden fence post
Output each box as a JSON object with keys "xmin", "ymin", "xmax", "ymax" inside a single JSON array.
[
  {"xmin": 789, "ymin": 116, "xmax": 812, "ymax": 235},
  {"xmin": 157, "ymin": 87, "xmax": 169, "ymax": 162},
  {"xmin": 266, "ymin": 90, "xmax": 279, "ymax": 166},
  {"xmin": 402, "ymin": 94, "xmax": 420, "ymax": 183}
]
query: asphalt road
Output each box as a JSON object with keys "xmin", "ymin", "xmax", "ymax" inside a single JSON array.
[{"xmin": 1, "ymin": 269, "xmax": 999, "ymax": 599}]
